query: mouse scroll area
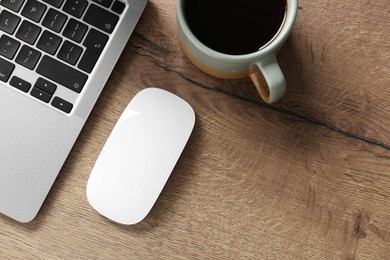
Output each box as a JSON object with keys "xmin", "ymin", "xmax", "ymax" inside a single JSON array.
[{"xmin": 86, "ymin": 88, "xmax": 195, "ymax": 225}]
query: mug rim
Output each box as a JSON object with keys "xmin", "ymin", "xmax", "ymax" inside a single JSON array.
[{"xmin": 176, "ymin": 0, "xmax": 298, "ymax": 63}]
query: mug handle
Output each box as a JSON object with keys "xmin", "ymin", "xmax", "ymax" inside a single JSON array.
[{"xmin": 249, "ymin": 55, "xmax": 286, "ymax": 103}]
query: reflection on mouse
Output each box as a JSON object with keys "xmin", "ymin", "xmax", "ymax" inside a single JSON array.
[{"xmin": 86, "ymin": 88, "xmax": 195, "ymax": 225}]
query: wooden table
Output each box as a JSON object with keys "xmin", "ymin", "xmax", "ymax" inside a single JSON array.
[{"xmin": 1, "ymin": 0, "xmax": 389, "ymax": 259}]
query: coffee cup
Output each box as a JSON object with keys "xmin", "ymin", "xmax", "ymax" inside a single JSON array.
[{"xmin": 176, "ymin": 0, "xmax": 298, "ymax": 103}]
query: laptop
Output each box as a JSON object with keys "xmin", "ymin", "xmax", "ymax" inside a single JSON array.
[{"xmin": 0, "ymin": 0, "xmax": 147, "ymax": 223}]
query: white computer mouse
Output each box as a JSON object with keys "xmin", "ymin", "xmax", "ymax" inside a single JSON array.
[{"xmin": 86, "ymin": 88, "xmax": 195, "ymax": 225}]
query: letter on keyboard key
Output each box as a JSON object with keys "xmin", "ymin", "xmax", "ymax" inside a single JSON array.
[
  {"xmin": 0, "ymin": 10, "xmax": 21, "ymax": 34},
  {"xmin": 21, "ymin": 0, "xmax": 47, "ymax": 22},
  {"xmin": 0, "ymin": 0, "xmax": 25, "ymax": 12},
  {"xmin": 37, "ymin": 55, "xmax": 88, "ymax": 93}
]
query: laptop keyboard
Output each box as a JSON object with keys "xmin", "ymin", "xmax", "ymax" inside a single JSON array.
[{"xmin": 0, "ymin": 0, "xmax": 126, "ymax": 113}]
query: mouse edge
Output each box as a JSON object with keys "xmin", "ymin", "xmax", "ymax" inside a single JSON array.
[{"xmin": 133, "ymin": 87, "xmax": 196, "ymax": 120}]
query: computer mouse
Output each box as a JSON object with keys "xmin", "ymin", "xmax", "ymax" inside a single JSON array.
[{"xmin": 86, "ymin": 88, "xmax": 195, "ymax": 225}]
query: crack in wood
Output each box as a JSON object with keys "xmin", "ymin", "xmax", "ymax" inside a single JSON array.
[{"xmin": 129, "ymin": 35, "xmax": 390, "ymax": 151}]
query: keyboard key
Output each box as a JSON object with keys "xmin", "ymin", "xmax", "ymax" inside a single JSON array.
[
  {"xmin": 43, "ymin": 0, "xmax": 65, "ymax": 8},
  {"xmin": 51, "ymin": 96, "xmax": 73, "ymax": 113},
  {"xmin": 0, "ymin": 35, "xmax": 20, "ymax": 59},
  {"xmin": 78, "ymin": 28, "xmax": 108, "ymax": 73},
  {"xmin": 58, "ymin": 40, "xmax": 83, "ymax": 65},
  {"xmin": 0, "ymin": 10, "xmax": 21, "ymax": 34},
  {"xmin": 31, "ymin": 86, "xmax": 52, "ymax": 103},
  {"xmin": 42, "ymin": 8, "xmax": 67, "ymax": 33},
  {"xmin": 10, "ymin": 76, "xmax": 31, "ymax": 92},
  {"xmin": 21, "ymin": 0, "xmax": 47, "ymax": 22},
  {"xmin": 0, "ymin": 57, "xmax": 15, "ymax": 82},
  {"xmin": 35, "ymin": 77, "xmax": 57, "ymax": 94},
  {"xmin": 37, "ymin": 30, "xmax": 62, "ymax": 55},
  {"xmin": 63, "ymin": 0, "xmax": 88, "ymax": 18},
  {"xmin": 112, "ymin": 1, "xmax": 125, "ymax": 14},
  {"xmin": 63, "ymin": 18, "xmax": 88, "ymax": 43},
  {"xmin": 15, "ymin": 45, "xmax": 41, "ymax": 69},
  {"xmin": 83, "ymin": 4, "xmax": 118, "ymax": 34},
  {"xmin": 93, "ymin": 0, "xmax": 113, "ymax": 8},
  {"xmin": 0, "ymin": 0, "xmax": 25, "ymax": 12},
  {"xmin": 16, "ymin": 20, "xmax": 42, "ymax": 45},
  {"xmin": 37, "ymin": 55, "xmax": 88, "ymax": 93}
]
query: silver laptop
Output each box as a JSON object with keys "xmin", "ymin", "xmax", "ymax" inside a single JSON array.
[{"xmin": 0, "ymin": 0, "xmax": 147, "ymax": 222}]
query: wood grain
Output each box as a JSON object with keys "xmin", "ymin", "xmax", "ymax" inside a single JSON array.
[{"xmin": 1, "ymin": 0, "xmax": 390, "ymax": 259}]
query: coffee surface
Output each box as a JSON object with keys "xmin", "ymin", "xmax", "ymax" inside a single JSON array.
[{"xmin": 184, "ymin": 0, "xmax": 286, "ymax": 55}]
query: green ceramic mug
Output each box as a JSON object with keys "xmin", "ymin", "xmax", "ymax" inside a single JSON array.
[{"xmin": 176, "ymin": 0, "xmax": 298, "ymax": 103}]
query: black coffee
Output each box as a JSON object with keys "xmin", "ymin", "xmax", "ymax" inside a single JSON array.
[{"xmin": 184, "ymin": 0, "xmax": 286, "ymax": 55}]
